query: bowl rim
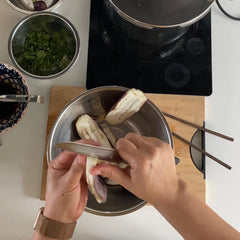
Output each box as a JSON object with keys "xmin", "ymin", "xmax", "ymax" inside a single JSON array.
[
  {"xmin": 46, "ymin": 85, "xmax": 173, "ymax": 216},
  {"xmin": 0, "ymin": 62, "xmax": 29, "ymax": 133},
  {"xmin": 47, "ymin": 86, "xmax": 173, "ymax": 164},
  {"xmin": 5, "ymin": 0, "xmax": 64, "ymax": 15},
  {"xmin": 84, "ymin": 200, "xmax": 147, "ymax": 217},
  {"xmin": 8, "ymin": 11, "xmax": 80, "ymax": 79}
]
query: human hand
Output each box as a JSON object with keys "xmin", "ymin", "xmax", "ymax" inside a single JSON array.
[
  {"xmin": 43, "ymin": 140, "xmax": 92, "ymax": 223},
  {"xmin": 91, "ymin": 133, "xmax": 179, "ymax": 205}
]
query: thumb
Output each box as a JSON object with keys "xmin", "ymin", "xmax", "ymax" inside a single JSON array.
[
  {"xmin": 91, "ymin": 164, "xmax": 130, "ymax": 188},
  {"xmin": 66, "ymin": 154, "xmax": 86, "ymax": 184}
]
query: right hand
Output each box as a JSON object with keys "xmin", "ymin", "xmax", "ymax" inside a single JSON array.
[{"xmin": 91, "ymin": 132, "xmax": 180, "ymax": 205}]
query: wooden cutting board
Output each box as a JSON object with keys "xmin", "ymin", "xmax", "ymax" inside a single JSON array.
[{"xmin": 40, "ymin": 86, "xmax": 205, "ymax": 201}]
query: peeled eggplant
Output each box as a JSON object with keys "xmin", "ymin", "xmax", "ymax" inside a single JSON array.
[
  {"xmin": 105, "ymin": 88, "xmax": 147, "ymax": 125},
  {"xmin": 76, "ymin": 114, "xmax": 112, "ymax": 148},
  {"xmin": 100, "ymin": 122, "xmax": 117, "ymax": 147},
  {"xmin": 76, "ymin": 114, "xmax": 110, "ymax": 203},
  {"xmin": 86, "ymin": 157, "xmax": 107, "ymax": 203}
]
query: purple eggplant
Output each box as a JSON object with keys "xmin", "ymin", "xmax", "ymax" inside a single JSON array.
[{"xmin": 33, "ymin": 0, "xmax": 47, "ymax": 11}]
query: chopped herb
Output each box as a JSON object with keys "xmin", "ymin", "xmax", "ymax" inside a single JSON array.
[{"xmin": 14, "ymin": 19, "xmax": 76, "ymax": 76}]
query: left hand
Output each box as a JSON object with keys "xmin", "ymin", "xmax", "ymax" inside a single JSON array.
[{"xmin": 43, "ymin": 140, "xmax": 92, "ymax": 223}]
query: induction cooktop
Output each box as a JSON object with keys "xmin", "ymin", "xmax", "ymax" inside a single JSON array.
[{"xmin": 86, "ymin": 0, "xmax": 212, "ymax": 96}]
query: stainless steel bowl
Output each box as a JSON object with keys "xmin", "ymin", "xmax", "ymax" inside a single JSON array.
[
  {"xmin": 5, "ymin": 0, "xmax": 63, "ymax": 14},
  {"xmin": 8, "ymin": 12, "xmax": 79, "ymax": 79},
  {"xmin": 47, "ymin": 86, "xmax": 173, "ymax": 216}
]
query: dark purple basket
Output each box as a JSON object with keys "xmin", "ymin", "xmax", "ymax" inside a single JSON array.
[{"xmin": 0, "ymin": 63, "xmax": 29, "ymax": 133}]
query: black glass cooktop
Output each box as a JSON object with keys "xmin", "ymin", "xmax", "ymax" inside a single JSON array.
[{"xmin": 86, "ymin": 0, "xmax": 212, "ymax": 96}]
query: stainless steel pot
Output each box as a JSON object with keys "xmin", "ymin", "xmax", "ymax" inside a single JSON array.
[
  {"xmin": 103, "ymin": 0, "xmax": 214, "ymax": 45},
  {"xmin": 47, "ymin": 86, "xmax": 173, "ymax": 216}
]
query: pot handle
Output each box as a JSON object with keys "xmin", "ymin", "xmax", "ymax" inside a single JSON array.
[{"xmin": 117, "ymin": 10, "xmax": 153, "ymax": 30}]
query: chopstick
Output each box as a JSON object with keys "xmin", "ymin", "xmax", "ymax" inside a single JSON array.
[
  {"xmin": 172, "ymin": 131, "xmax": 232, "ymax": 170},
  {"xmin": 162, "ymin": 111, "xmax": 234, "ymax": 142}
]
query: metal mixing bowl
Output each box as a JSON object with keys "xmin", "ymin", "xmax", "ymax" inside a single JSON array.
[
  {"xmin": 8, "ymin": 12, "xmax": 79, "ymax": 79},
  {"xmin": 47, "ymin": 86, "xmax": 173, "ymax": 216},
  {"xmin": 5, "ymin": 0, "xmax": 63, "ymax": 14}
]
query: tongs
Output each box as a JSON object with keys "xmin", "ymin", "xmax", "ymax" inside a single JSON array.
[{"xmin": 0, "ymin": 95, "xmax": 44, "ymax": 103}]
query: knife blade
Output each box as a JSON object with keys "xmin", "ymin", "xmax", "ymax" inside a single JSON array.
[{"xmin": 57, "ymin": 141, "xmax": 125, "ymax": 164}]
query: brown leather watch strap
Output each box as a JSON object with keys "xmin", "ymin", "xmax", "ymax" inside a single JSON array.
[{"xmin": 34, "ymin": 208, "xmax": 76, "ymax": 239}]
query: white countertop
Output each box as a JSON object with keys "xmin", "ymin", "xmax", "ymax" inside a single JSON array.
[{"xmin": 0, "ymin": 1, "xmax": 240, "ymax": 239}]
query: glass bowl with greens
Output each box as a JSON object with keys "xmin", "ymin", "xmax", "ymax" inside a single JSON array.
[{"xmin": 8, "ymin": 12, "xmax": 79, "ymax": 79}]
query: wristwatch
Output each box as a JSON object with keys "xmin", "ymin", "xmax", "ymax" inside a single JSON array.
[{"xmin": 34, "ymin": 208, "xmax": 76, "ymax": 239}]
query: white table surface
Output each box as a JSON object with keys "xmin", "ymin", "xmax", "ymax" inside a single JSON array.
[{"xmin": 0, "ymin": 1, "xmax": 240, "ymax": 239}]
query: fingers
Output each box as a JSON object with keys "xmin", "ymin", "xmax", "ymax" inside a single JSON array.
[
  {"xmin": 116, "ymin": 133, "xmax": 158, "ymax": 166},
  {"xmin": 51, "ymin": 150, "xmax": 77, "ymax": 171},
  {"xmin": 77, "ymin": 179, "xmax": 88, "ymax": 217},
  {"xmin": 126, "ymin": 133, "xmax": 166, "ymax": 149},
  {"xmin": 91, "ymin": 164, "xmax": 131, "ymax": 189},
  {"xmin": 125, "ymin": 132, "xmax": 148, "ymax": 149},
  {"xmin": 116, "ymin": 137, "xmax": 139, "ymax": 167},
  {"xmin": 142, "ymin": 136, "xmax": 172, "ymax": 149},
  {"xmin": 116, "ymin": 133, "xmax": 173, "ymax": 165},
  {"xmin": 66, "ymin": 154, "xmax": 87, "ymax": 184}
]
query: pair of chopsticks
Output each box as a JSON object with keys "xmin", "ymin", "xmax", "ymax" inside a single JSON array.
[{"xmin": 162, "ymin": 112, "xmax": 233, "ymax": 170}]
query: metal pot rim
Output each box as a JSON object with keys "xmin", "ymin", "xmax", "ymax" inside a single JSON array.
[{"xmin": 108, "ymin": 0, "xmax": 214, "ymax": 28}]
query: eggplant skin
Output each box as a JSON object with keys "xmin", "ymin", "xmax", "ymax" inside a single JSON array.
[
  {"xmin": 33, "ymin": 1, "xmax": 47, "ymax": 11},
  {"xmin": 105, "ymin": 88, "xmax": 148, "ymax": 125}
]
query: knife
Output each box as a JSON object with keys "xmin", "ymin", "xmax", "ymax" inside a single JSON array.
[{"xmin": 57, "ymin": 141, "xmax": 125, "ymax": 164}]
